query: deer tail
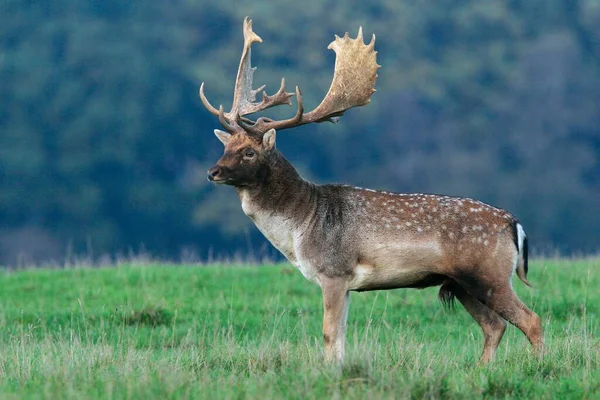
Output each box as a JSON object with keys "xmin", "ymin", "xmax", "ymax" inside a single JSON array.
[{"xmin": 514, "ymin": 222, "xmax": 532, "ymax": 288}]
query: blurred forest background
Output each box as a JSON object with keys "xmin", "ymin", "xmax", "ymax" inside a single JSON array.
[{"xmin": 0, "ymin": 0, "xmax": 599, "ymax": 265}]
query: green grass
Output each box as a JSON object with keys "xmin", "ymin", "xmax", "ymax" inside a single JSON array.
[{"xmin": 0, "ymin": 259, "xmax": 598, "ymax": 399}]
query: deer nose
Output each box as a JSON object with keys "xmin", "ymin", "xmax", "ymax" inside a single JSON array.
[{"xmin": 207, "ymin": 166, "xmax": 221, "ymax": 181}]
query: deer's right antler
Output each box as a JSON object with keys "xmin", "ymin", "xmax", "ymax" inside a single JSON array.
[
  {"xmin": 200, "ymin": 17, "xmax": 295, "ymax": 133},
  {"xmin": 200, "ymin": 18, "xmax": 380, "ymax": 135}
]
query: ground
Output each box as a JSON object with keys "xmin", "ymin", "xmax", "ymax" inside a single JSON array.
[{"xmin": 0, "ymin": 259, "xmax": 598, "ymax": 399}]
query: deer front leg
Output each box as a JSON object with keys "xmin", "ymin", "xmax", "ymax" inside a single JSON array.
[{"xmin": 321, "ymin": 277, "xmax": 350, "ymax": 364}]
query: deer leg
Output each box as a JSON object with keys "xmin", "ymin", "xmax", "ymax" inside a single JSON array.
[
  {"xmin": 456, "ymin": 277, "xmax": 544, "ymax": 355},
  {"xmin": 447, "ymin": 282, "xmax": 507, "ymax": 364},
  {"xmin": 321, "ymin": 277, "xmax": 350, "ymax": 364},
  {"xmin": 485, "ymin": 287, "xmax": 544, "ymax": 354}
]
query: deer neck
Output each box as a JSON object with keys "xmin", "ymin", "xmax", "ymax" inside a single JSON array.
[{"xmin": 236, "ymin": 150, "xmax": 313, "ymax": 222}]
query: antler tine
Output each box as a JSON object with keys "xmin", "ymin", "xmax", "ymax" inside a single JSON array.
[
  {"xmin": 254, "ymin": 86, "xmax": 304, "ymax": 132},
  {"xmin": 238, "ymin": 78, "xmax": 295, "ymax": 117},
  {"xmin": 218, "ymin": 105, "xmax": 234, "ymax": 133},
  {"xmin": 199, "ymin": 83, "xmax": 220, "ymax": 117},
  {"xmin": 256, "ymin": 26, "xmax": 380, "ymax": 132},
  {"xmin": 236, "ymin": 112, "xmax": 263, "ymax": 136}
]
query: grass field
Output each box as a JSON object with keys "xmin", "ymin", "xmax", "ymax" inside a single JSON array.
[{"xmin": 0, "ymin": 259, "xmax": 598, "ymax": 399}]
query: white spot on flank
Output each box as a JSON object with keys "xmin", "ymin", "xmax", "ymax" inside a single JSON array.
[
  {"xmin": 405, "ymin": 222, "xmax": 412, "ymax": 227},
  {"xmin": 417, "ymin": 227, "xmax": 423, "ymax": 232}
]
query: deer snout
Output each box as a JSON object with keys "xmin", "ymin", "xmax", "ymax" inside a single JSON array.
[{"xmin": 207, "ymin": 166, "xmax": 221, "ymax": 181}]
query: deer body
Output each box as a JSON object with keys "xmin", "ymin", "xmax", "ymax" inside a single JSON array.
[
  {"xmin": 237, "ymin": 151, "xmax": 522, "ymax": 291},
  {"xmin": 201, "ymin": 18, "xmax": 544, "ymax": 364}
]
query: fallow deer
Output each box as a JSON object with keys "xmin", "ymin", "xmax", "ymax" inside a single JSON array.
[{"xmin": 200, "ymin": 17, "xmax": 544, "ymax": 364}]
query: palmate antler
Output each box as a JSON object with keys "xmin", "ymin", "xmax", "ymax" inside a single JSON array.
[{"xmin": 200, "ymin": 17, "xmax": 380, "ymax": 135}]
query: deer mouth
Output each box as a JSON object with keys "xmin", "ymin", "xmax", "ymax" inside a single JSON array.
[{"xmin": 210, "ymin": 177, "xmax": 234, "ymax": 185}]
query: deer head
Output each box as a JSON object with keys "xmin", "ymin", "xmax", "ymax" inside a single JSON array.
[{"xmin": 202, "ymin": 17, "xmax": 380, "ymax": 186}]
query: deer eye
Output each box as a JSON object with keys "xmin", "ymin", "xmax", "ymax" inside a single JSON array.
[{"xmin": 244, "ymin": 149, "xmax": 256, "ymax": 158}]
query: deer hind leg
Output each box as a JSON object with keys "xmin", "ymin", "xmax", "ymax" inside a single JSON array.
[
  {"xmin": 442, "ymin": 281, "xmax": 507, "ymax": 364},
  {"xmin": 454, "ymin": 273, "xmax": 544, "ymax": 355},
  {"xmin": 485, "ymin": 287, "xmax": 544, "ymax": 354},
  {"xmin": 320, "ymin": 277, "xmax": 350, "ymax": 364}
]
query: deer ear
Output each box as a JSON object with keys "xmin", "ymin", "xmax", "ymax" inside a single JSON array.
[
  {"xmin": 214, "ymin": 129, "xmax": 231, "ymax": 145},
  {"xmin": 262, "ymin": 129, "xmax": 276, "ymax": 150}
]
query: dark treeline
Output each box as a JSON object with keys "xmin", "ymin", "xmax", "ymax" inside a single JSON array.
[{"xmin": 0, "ymin": 0, "xmax": 599, "ymax": 265}]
